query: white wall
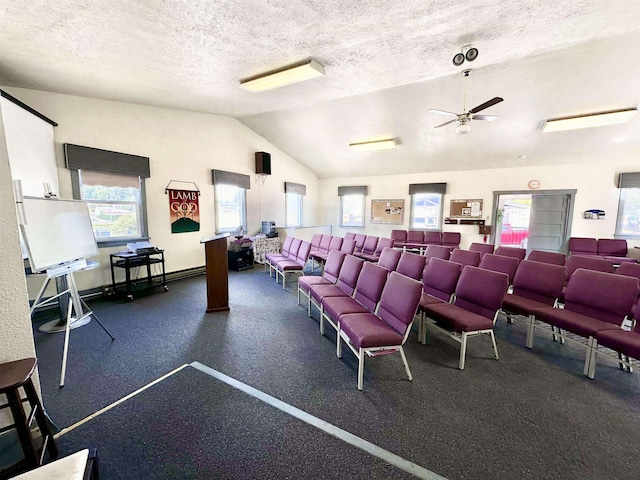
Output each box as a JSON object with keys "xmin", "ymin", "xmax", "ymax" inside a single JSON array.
[
  {"xmin": 2, "ymin": 87, "xmax": 320, "ymax": 294},
  {"xmin": 320, "ymin": 163, "xmax": 640, "ymax": 250}
]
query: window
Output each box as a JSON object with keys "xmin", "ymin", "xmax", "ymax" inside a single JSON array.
[
  {"xmin": 408, "ymin": 183, "xmax": 446, "ymax": 230},
  {"xmin": 340, "ymin": 194, "xmax": 365, "ymax": 228},
  {"xmin": 215, "ymin": 184, "xmax": 247, "ymax": 233},
  {"xmin": 77, "ymin": 170, "xmax": 145, "ymax": 242},
  {"xmin": 286, "ymin": 193, "xmax": 303, "ymax": 227},
  {"xmin": 616, "ymin": 173, "xmax": 640, "ymax": 237}
]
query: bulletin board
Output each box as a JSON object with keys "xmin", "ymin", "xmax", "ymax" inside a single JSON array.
[
  {"xmin": 371, "ymin": 199, "xmax": 405, "ymax": 224},
  {"xmin": 450, "ymin": 199, "xmax": 483, "ymax": 219}
]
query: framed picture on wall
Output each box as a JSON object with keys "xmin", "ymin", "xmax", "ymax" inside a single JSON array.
[{"xmin": 371, "ymin": 199, "xmax": 405, "ymax": 224}]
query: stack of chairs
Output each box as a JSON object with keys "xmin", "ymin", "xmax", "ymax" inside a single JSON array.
[
  {"xmin": 274, "ymin": 240, "xmax": 312, "ymax": 289},
  {"xmin": 265, "ymin": 237, "xmax": 298, "ymax": 276}
]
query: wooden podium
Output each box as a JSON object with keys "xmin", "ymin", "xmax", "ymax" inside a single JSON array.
[{"xmin": 200, "ymin": 233, "xmax": 230, "ymax": 312}]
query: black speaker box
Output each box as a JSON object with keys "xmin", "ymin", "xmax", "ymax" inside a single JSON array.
[{"xmin": 255, "ymin": 152, "xmax": 271, "ymax": 175}]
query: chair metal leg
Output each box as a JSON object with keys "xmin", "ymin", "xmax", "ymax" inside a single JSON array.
[
  {"xmin": 490, "ymin": 331, "xmax": 499, "ymax": 360},
  {"xmin": 526, "ymin": 315, "xmax": 535, "ymax": 349},
  {"xmin": 626, "ymin": 356, "xmax": 633, "ymax": 373},
  {"xmin": 319, "ymin": 306, "xmax": 325, "ymax": 335},
  {"xmin": 588, "ymin": 342, "xmax": 597, "ymax": 379},
  {"xmin": 336, "ymin": 330, "xmax": 342, "ymax": 358},
  {"xmin": 357, "ymin": 348, "xmax": 365, "ymax": 390},
  {"xmin": 307, "ymin": 296, "xmax": 312, "ymax": 318},
  {"xmin": 282, "ymin": 272, "xmax": 286, "ymax": 290},
  {"xmin": 459, "ymin": 332, "xmax": 468, "ymax": 370},
  {"xmin": 399, "ymin": 346, "xmax": 412, "ymax": 381},
  {"xmin": 583, "ymin": 337, "xmax": 594, "ymax": 376},
  {"xmin": 417, "ymin": 312, "xmax": 423, "ymax": 343}
]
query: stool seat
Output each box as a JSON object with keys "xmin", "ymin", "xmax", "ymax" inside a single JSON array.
[{"xmin": 0, "ymin": 358, "xmax": 37, "ymax": 392}]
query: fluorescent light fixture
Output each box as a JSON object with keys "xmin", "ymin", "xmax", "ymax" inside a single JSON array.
[
  {"xmin": 239, "ymin": 60, "xmax": 325, "ymax": 92},
  {"xmin": 349, "ymin": 139, "xmax": 397, "ymax": 152},
  {"xmin": 542, "ymin": 108, "xmax": 637, "ymax": 133}
]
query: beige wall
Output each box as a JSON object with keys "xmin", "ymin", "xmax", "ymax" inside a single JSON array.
[{"xmin": 320, "ymin": 163, "xmax": 639, "ymax": 250}]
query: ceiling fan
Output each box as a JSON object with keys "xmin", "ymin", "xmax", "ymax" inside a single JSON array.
[{"xmin": 428, "ymin": 69, "xmax": 503, "ymax": 135}]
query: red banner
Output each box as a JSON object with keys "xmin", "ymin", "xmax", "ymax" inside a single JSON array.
[{"xmin": 168, "ymin": 189, "xmax": 200, "ymax": 233}]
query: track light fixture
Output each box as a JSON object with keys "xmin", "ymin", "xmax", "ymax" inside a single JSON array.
[{"xmin": 452, "ymin": 46, "xmax": 479, "ymax": 66}]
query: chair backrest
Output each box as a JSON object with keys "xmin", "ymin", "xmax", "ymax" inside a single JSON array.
[
  {"xmin": 407, "ymin": 230, "xmax": 424, "ymax": 243},
  {"xmin": 564, "ymin": 269, "xmax": 639, "ymax": 325},
  {"xmin": 423, "ymin": 231, "xmax": 442, "ymax": 245},
  {"xmin": 494, "ymin": 246, "xmax": 527, "ymax": 263},
  {"xmin": 597, "ymin": 238, "xmax": 628, "ymax": 257},
  {"xmin": 424, "ymin": 245, "xmax": 451, "ymax": 262},
  {"xmin": 374, "ymin": 237, "xmax": 395, "ymax": 255},
  {"xmin": 281, "ymin": 236, "xmax": 294, "ymax": 255},
  {"xmin": 568, "ymin": 237, "xmax": 597, "ymax": 256},
  {"xmin": 478, "ymin": 253, "xmax": 520, "ymax": 285},
  {"xmin": 615, "ymin": 262, "xmax": 640, "ymax": 319},
  {"xmin": 377, "ymin": 247, "xmax": 402, "ymax": 272},
  {"xmin": 441, "ymin": 232, "xmax": 461, "ymax": 248},
  {"xmin": 318, "ymin": 235, "xmax": 332, "ymax": 253},
  {"xmin": 310, "ymin": 234, "xmax": 322, "ymax": 249},
  {"xmin": 361, "ymin": 236, "xmax": 379, "ymax": 255},
  {"xmin": 344, "ymin": 232, "xmax": 356, "ymax": 241},
  {"xmin": 527, "ymin": 250, "xmax": 566, "ymax": 266},
  {"xmin": 354, "ymin": 234, "xmax": 366, "ymax": 252},
  {"xmin": 469, "ymin": 242, "xmax": 494, "ymax": 258},
  {"xmin": 396, "ymin": 251, "xmax": 426, "ymax": 280},
  {"xmin": 376, "ymin": 272, "xmax": 423, "ymax": 336},
  {"xmin": 454, "ymin": 266, "xmax": 509, "ymax": 320},
  {"xmin": 511, "ymin": 260, "xmax": 566, "ymax": 305},
  {"xmin": 449, "ymin": 249, "xmax": 481, "ymax": 268},
  {"xmin": 287, "ymin": 238, "xmax": 302, "ymax": 259},
  {"xmin": 353, "ymin": 263, "xmax": 389, "ymax": 312},
  {"xmin": 340, "ymin": 239, "xmax": 356, "ymax": 255},
  {"xmin": 295, "ymin": 241, "xmax": 312, "ymax": 266},
  {"xmin": 565, "ymin": 255, "xmax": 614, "ymax": 280},
  {"xmin": 322, "ymin": 250, "xmax": 347, "ymax": 283},
  {"xmin": 328, "ymin": 236, "xmax": 343, "ymax": 252},
  {"xmin": 390, "ymin": 229, "xmax": 407, "ymax": 242},
  {"xmin": 336, "ymin": 255, "xmax": 365, "ymax": 296},
  {"xmin": 421, "ymin": 258, "xmax": 462, "ymax": 302}
]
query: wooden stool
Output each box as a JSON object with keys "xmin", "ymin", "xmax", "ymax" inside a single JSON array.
[{"xmin": 0, "ymin": 358, "xmax": 58, "ymax": 473}]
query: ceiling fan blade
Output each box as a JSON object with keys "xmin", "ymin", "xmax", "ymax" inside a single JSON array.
[
  {"xmin": 472, "ymin": 114, "xmax": 499, "ymax": 121},
  {"xmin": 468, "ymin": 97, "xmax": 504, "ymax": 114},
  {"xmin": 434, "ymin": 119, "xmax": 457, "ymax": 128},
  {"xmin": 427, "ymin": 109, "xmax": 458, "ymax": 117}
]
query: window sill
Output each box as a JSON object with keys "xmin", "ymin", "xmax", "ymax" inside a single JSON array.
[
  {"xmin": 339, "ymin": 225, "xmax": 365, "ymax": 229},
  {"xmin": 97, "ymin": 237, "xmax": 150, "ymax": 249}
]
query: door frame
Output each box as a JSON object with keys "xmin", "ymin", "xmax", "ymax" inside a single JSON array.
[{"xmin": 490, "ymin": 189, "xmax": 577, "ymax": 253}]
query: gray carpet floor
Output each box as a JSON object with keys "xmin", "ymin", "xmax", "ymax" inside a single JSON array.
[{"xmin": 29, "ymin": 266, "xmax": 640, "ymax": 479}]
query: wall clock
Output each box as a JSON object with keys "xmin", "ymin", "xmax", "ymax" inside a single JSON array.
[{"xmin": 528, "ymin": 179, "xmax": 540, "ymax": 190}]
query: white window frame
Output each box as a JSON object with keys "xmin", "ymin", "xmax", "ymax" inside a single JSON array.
[
  {"xmin": 215, "ymin": 183, "xmax": 247, "ymax": 234},
  {"xmin": 409, "ymin": 192, "xmax": 444, "ymax": 230},
  {"xmin": 285, "ymin": 192, "xmax": 303, "ymax": 227},
  {"xmin": 339, "ymin": 194, "xmax": 366, "ymax": 228}
]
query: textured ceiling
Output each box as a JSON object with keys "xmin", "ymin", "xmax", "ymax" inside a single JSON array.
[{"xmin": 2, "ymin": 0, "xmax": 640, "ymax": 178}]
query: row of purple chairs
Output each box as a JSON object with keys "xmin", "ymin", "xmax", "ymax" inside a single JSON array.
[
  {"xmin": 264, "ymin": 237, "xmax": 312, "ymax": 289},
  {"xmin": 569, "ymin": 237, "xmax": 636, "ymax": 264},
  {"xmin": 469, "ymin": 243, "xmax": 568, "ymax": 266},
  {"xmin": 390, "ymin": 230, "xmax": 460, "ymax": 252},
  {"xmin": 309, "ymin": 234, "xmax": 356, "ymax": 268}
]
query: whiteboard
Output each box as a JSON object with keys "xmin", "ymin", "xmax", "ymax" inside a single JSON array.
[{"xmin": 20, "ymin": 197, "xmax": 98, "ymax": 272}]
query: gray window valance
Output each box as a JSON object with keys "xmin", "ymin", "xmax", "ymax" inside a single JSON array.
[
  {"xmin": 285, "ymin": 182, "xmax": 306, "ymax": 195},
  {"xmin": 408, "ymin": 182, "xmax": 447, "ymax": 195},
  {"xmin": 338, "ymin": 185, "xmax": 368, "ymax": 196},
  {"xmin": 64, "ymin": 143, "xmax": 150, "ymax": 178},
  {"xmin": 212, "ymin": 169, "xmax": 251, "ymax": 189},
  {"xmin": 618, "ymin": 172, "xmax": 640, "ymax": 188}
]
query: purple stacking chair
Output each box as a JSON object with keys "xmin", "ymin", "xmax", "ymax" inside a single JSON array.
[
  {"xmin": 353, "ymin": 234, "xmax": 366, "ymax": 253},
  {"xmin": 359, "ymin": 237, "xmax": 394, "ymax": 262},
  {"xmin": 501, "ymin": 260, "xmax": 566, "ymax": 330},
  {"xmin": 265, "ymin": 236, "xmax": 292, "ymax": 273},
  {"xmin": 469, "ymin": 242, "xmax": 494, "ymax": 258},
  {"xmin": 340, "ymin": 239, "xmax": 356, "ymax": 255},
  {"xmin": 396, "ymin": 251, "xmax": 426, "ymax": 280},
  {"xmin": 404, "ymin": 231, "xmax": 425, "ymax": 252},
  {"xmin": 560, "ymin": 255, "xmax": 615, "ymax": 303},
  {"xmin": 309, "ymin": 255, "xmax": 365, "ymax": 318},
  {"xmin": 391, "ymin": 230, "xmax": 407, "ymax": 248},
  {"xmin": 344, "ymin": 232, "xmax": 356, "ymax": 241},
  {"xmin": 478, "ymin": 253, "xmax": 520, "ymax": 286},
  {"xmin": 310, "ymin": 234, "xmax": 322, "ymax": 252},
  {"xmin": 421, "ymin": 266, "xmax": 509, "ymax": 369},
  {"xmin": 275, "ymin": 240, "xmax": 311, "ymax": 289},
  {"xmin": 269, "ymin": 238, "xmax": 301, "ymax": 277},
  {"xmin": 616, "ymin": 262, "xmax": 640, "ymax": 320},
  {"xmin": 356, "ymin": 236, "xmax": 379, "ymax": 259},
  {"xmin": 449, "ymin": 249, "xmax": 481, "ymax": 268},
  {"xmin": 423, "ymin": 231, "xmax": 442, "ymax": 246},
  {"xmin": 377, "ymin": 247, "xmax": 402, "ymax": 272},
  {"xmin": 298, "ymin": 250, "xmax": 346, "ymax": 313},
  {"xmin": 441, "ymin": 232, "xmax": 461, "ymax": 250},
  {"xmin": 591, "ymin": 316, "xmax": 640, "ymax": 379},
  {"xmin": 321, "ymin": 262, "xmax": 388, "ymax": 335},
  {"xmin": 530, "ymin": 269, "xmax": 639, "ymax": 376},
  {"xmin": 310, "ymin": 235, "xmax": 333, "ymax": 269},
  {"xmin": 597, "ymin": 239, "xmax": 636, "ymax": 264},
  {"xmin": 424, "ymin": 245, "xmax": 451, "ymax": 263},
  {"xmin": 568, "ymin": 237, "xmax": 597, "ymax": 257},
  {"xmin": 417, "ymin": 258, "xmax": 462, "ymax": 342},
  {"xmin": 314, "ymin": 236, "xmax": 343, "ymax": 265},
  {"xmin": 494, "ymin": 246, "xmax": 527, "ymax": 263},
  {"xmin": 337, "ymin": 271, "xmax": 423, "ymax": 390},
  {"xmin": 527, "ymin": 250, "xmax": 566, "ymax": 266}
]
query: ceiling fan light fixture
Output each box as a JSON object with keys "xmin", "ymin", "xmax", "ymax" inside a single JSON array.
[
  {"xmin": 349, "ymin": 138, "xmax": 397, "ymax": 152},
  {"xmin": 542, "ymin": 108, "xmax": 637, "ymax": 132},
  {"xmin": 455, "ymin": 123, "xmax": 471, "ymax": 135},
  {"xmin": 239, "ymin": 60, "xmax": 325, "ymax": 92}
]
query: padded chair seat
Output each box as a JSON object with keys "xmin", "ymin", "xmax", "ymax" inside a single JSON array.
[
  {"xmin": 310, "ymin": 252, "xmax": 329, "ymax": 262},
  {"xmin": 418, "ymin": 292, "xmax": 445, "ymax": 311},
  {"xmin": 604, "ymin": 256, "xmax": 637, "ymax": 264},
  {"xmin": 502, "ymin": 293, "xmax": 552, "ymax": 316},
  {"xmin": 423, "ymin": 302, "xmax": 494, "ymax": 333},
  {"xmin": 277, "ymin": 260, "xmax": 303, "ymax": 271},
  {"xmin": 533, "ymin": 307, "xmax": 620, "ymax": 338},
  {"xmin": 595, "ymin": 329, "xmax": 640, "ymax": 359},
  {"xmin": 265, "ymin": 253, "xmax": 286, "ymax": 264},
  {"xmin": 322, "ymin": 296, "xmax": 369, "ymax": 321},
  {"xmin": 340, "ymin": 313, "xmax": 404, "ymax": 349},
  {"xmin": 310, "ymin": 284, "xmax": 349, "ymax": 303},
  {"xmin": 358, "ymin": 253, "xmax": 379, "ymax": 262},
  {"xmin": 298, "ymin": 276, "xmax": 331, "ymax": 293}
]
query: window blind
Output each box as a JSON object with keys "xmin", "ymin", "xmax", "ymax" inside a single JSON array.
[
  {"xmin": 284, "ymin": 182, "xmax": 306, "ymax": 195},
  {"xmin": 408, "ymin": 183, "xmax": 447, "ymax": 195},
  {"xmin": 212, "ymin": 169, "xmax": 251, "ymax": 189},
  {"xmin": 337, "ymin": 186, "xmax": 368, "ymax": 196},
  {"xmin": 618, "ymin": 172, "xmax": 640, "ymax": 188},
  {"xmin": 64, "ymin": 143, "xmax": 150, "ymax": 178}
]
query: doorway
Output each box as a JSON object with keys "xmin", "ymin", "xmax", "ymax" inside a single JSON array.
[{"xmin": 492, "ymin": 189, "xmax": 576, "ymax": 254}]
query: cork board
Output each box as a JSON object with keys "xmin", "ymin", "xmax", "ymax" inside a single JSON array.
[
  {"xmin": 371, "ymin": 199, "xmax": 405, "ymax": 224},
  {"xmin": 450, "ymin": 199, "xmax": 483, "ymax": 219}
]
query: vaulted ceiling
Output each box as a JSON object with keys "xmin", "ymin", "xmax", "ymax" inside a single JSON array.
[{"xmin": 2, "ymin": 1, "xmax": 639, "ymax": 178}]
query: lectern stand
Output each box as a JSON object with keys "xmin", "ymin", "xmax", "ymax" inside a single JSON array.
[{"xmin": 201, "ymin": 233, "xmax": 230, "ymax": 312}]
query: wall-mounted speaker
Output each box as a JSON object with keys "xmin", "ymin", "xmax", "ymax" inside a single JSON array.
[{"xmin": 255, "ymin": 151, "xmax": 271, "ymax": 175}]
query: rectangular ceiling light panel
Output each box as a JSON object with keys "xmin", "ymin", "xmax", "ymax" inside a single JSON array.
[
  {"xmin": 542, "ymin": 108, "xmax": 637, "ymax": 132},
  {"xmin": 349, "ymin": 139, "xmax": 397, "ymax": 152},
  {"xmin": 239, "ymin": 60, "xmax": 325, "ymax": 92}
]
